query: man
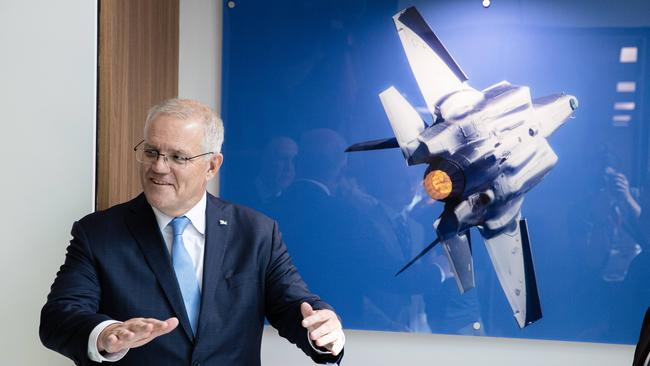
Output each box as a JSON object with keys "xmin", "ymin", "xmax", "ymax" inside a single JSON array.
[
  {"xmin": 634, "ymin": 307, "xmax": 650, "ymax": 366},
  {"xmin": 40, "ymin": 99, "xmax": 345, "ymax": 365}
]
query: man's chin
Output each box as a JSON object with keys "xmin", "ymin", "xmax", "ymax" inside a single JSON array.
[{"xmin": 143, "ymin": 190, "xmax": 175, "ymax": 212}]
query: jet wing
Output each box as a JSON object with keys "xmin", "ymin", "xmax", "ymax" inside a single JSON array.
[
  {"xmin": 440, "ymin": 230, "xmax": 475, "ymax": 293},
  {"xmin": 393, "ymin": 7, "xmax": 469, "ymax": 115},
  {"xmin": 480, "ymin": 217, "xmax": 542, "ymax": 328}
]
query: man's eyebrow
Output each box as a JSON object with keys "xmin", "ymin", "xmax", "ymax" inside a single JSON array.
[{"xmin": 143, "ymin": 143, "xmax": 192, "ymax": 156}]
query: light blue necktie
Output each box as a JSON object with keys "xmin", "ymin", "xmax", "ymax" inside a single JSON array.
[{"xmin": 170, "ymin": 216, "xmax": 201, "ymax": 335}]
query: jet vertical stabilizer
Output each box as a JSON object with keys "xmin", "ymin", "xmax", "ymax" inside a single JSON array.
[
  {"xmin": 394, "ymin": 7, "xmax": 470, "ymax": 116},
  {"xmin": 379, "ymin": 86, "xmax": 426, "ymax": 163}
]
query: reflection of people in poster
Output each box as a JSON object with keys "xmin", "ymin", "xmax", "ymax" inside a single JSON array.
[
  {"xmin": 615, "ymin": 177, "xmax": 650, "ymax": 342},
  {"xmin": 568, "ymin": 148, "xmax": 650, "ymax": 342},
  {"xmin": 269, "ymin": 129, "xmax": 445, "ymax": 332},
  {"xmin": 254, "ymin": 136, "xmax": 298, "ymax": 204}
]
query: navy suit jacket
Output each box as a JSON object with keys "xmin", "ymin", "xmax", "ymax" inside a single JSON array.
[
  {"xmin": 40, "ymin": 193, "xmax": 341, "ymax": 365},
  {"xmin": 634, "ymin": 307, "xmax": 650, "ymax": 366}
]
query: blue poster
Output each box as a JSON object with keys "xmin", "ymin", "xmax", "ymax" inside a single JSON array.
[{"xmin": 221, "ymin": 0, "xmax": 650, "ymax": 344}]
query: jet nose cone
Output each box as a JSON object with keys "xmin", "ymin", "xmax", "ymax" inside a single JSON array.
[{"xmin": 569, "ymin": 96, "xmax": 579, "ymax": 111}]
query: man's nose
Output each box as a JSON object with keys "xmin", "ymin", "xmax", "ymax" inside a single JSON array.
[{"xmin": 151, "ymin": 155, "xmax": 171, "ymax": 173}]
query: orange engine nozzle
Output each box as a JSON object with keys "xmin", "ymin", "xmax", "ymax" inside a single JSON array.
[{"xmin": 423, "ymin": 169, "xmax": 453, "ymax": 200}]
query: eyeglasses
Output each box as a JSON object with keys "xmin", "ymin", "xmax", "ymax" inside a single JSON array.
[{"xmin": 133, "ymin": 140, "xmax": 214, "ymax": 168}]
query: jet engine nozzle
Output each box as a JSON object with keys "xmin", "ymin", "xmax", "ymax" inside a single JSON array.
[{"xmin": 423, "ymin": 160, "xmax": 465, "ymax": 202}]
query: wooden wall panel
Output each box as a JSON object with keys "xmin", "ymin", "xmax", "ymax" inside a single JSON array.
[{"xmin": 97, "ymin": 0, "xmax": 179, "ymax": 210}]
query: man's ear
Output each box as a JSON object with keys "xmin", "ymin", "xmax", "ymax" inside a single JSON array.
[{"xmin": 206, "ymin": 153, "xmax": 223, "ymax": 180}]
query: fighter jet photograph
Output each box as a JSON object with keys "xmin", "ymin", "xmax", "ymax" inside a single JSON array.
[{"xmin": 346, "ymin": 6, "xmax": 579, "ymax": 328}]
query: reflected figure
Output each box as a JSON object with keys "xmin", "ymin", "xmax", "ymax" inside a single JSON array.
[
  {"xmin": 568, "ymin": 148, "xmax": 649, "ymax": 342},
  {"xmin": 255, "ymin": 136, "xmax": 298, "ymax": 204},
  {"xmin": 599, "ymin": 167, "xmax": 643, "ymax": 282},
  {"xmin": 269, "ymin": 128, "xmax": 485, "ymax": 334},
  {"xmin": 270, "ymin": 129, "xmax": 436, "ymax": 332},
  {"xmin": 349, "ymin": 150, "xmax": 485, "ymax": 335},
  {"xmin": 614, "ymin": 177, "xmax": 650, "ymax": 343},
  {"xmin": 572, "ymin": 166, "xmax": 643, "ymax": 284}
]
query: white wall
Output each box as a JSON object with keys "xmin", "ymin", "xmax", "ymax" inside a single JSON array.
[
  {"xmin": 179, "ymin": 0, "xmax": 221, "ymax": 196},
  {"xmin": 0, "ymin": 0, "xmax": 97, "ymax": 365},
  {"xmin": 261, "ymin": 327, "xmax": 634, "ymax": 366}
]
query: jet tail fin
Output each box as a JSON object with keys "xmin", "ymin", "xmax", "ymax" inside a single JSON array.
[
  {"xmin": 379, "ymin": 86, "xmax": 426, "ymax": 163},
  {"xmin": 345, "ymin": 137, "xmax": 399, "ymax": 153},
  {"xmin": 441, "ymin": 231, "xmax": 475, "ymax": 293},
  {"xmin": 395, "ymin": 230, "xmax": 475, "ymax": 294},
  {"xmin": 395, "ymin": 238, "xmax": 440, "ymax": 277},
  {"xmin": 393, "ymin": 7, "xmax": 468, "ymax": 114},
  {"xmin": 481, "ymin": 218, "xmax": 542, "ymax": 328}
]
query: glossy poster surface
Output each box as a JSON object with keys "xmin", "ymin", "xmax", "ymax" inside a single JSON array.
[{"xmin": 221, "ymin": 0, "xmax": 650, "ymax": 343}]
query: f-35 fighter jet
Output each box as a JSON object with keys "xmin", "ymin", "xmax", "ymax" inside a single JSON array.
[{"xmin": 346, "ymin": 7, "xmax": 578, "ymax": 328}]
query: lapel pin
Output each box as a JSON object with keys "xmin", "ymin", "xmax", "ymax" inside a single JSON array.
[{"xmin": 219, "ymin": 219, "xmax": 228, "ymax": 226}]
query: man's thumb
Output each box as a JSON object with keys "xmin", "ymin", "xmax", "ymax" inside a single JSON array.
[{"xmin": 301, "ymin": 302, "xmax": 314, "ymax": 318}]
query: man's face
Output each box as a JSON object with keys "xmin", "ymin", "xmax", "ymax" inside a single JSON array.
[
  {"xmin": 139, "ymin": 115, "xmax": 223, "ymax": 217},
  {"xmin": 262, "ymin": 138, "xmax": 297, "ymax": 191}
]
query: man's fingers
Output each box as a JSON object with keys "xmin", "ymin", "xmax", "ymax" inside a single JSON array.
[
  {"xmin": 300, "ymin": 302, "xmax": 315, "ymax": 319},
  {"xmin": 310, "ymin": 318, "xmax": 338, "ymax": 340},
  {"xmin": 304, "ymin": 309, "xmax": 339, "ymax": 329},
  {"xmin": 104, "ymin": 333, "xmax": 131, "ymax": 354},
  {"xmin": 312, "ymin": 328, "xmax": 345, "ymax": 356},
  {"xmin": 99, "ymin": 317, "xmax": 180, "ymax": 353},
  {"xmin": 304, "ymin": 308, "xmax": 344, "ymax": 355},
  {"xmin": 330, "ymin": 336, "xmax": 344, "ymax": 356},
  {"xmin": 313, "ymin": 328, "xmax": 339, "ymax": 348},
  {"xmin": 129, "ymin": 317, "xmax": 180, "ymax": 348},
  {"xmin": 103, "ymin": 334, "xmax": 120, "ymax": 353},
  {"xmin": 118, "ymin": 328, "xmax": 135, "ymax": 340},
  {"xmin": 150, "ymin": 317, "xmax": 179, "ymax": 337},
  {"xmin": 130, "ymin": 317, "xmax": 179, "ymax": 346},
  {"xmin": 164, "ymin": 317, "xmax": 180, "ymax": 331},
  {"xmin": 302, "ymin": 309, "xmax": 330, "ymax": 329}
]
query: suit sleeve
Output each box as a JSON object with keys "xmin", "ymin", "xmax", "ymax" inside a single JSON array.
[
  {"xmin": 633, "ymin": 307, "xmax": 650, "ymax": 366},
  {"xmin": 263, "ymin": 221, "xmax": 343, "ymax": 365},
  {"xmin": 40, "ymin": 221, "xmax": 111, "ymax": 365}
]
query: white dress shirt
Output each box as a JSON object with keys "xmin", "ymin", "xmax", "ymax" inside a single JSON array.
[{"xmin": 87, "ymin": 194, "xmax": 207, "ymax": 362}]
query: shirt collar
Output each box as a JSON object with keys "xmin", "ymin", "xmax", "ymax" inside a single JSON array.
[{"xmin": 151, "ymin": 192, "xmax": 207, "ymax": 235}]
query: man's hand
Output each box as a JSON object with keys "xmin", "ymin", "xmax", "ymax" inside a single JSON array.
[
  {"xmin": 97, "ymin": 317, "xmax": 179, "ymax": 354},
  {"xmin": 606, "ymin": 167, "xmax": 642, "ymax": 218},
  {"xmin": 301, "ymin": 302, "xmax": 345, "ymax": 356}
]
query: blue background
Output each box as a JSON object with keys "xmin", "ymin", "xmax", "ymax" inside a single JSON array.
[{"xmin": 220, "ymin": 0, "xmax": 650, "ymax": 344}]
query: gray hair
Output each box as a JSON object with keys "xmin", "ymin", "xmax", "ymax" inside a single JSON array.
[{"xmin": 145, "ymin": 98, "xmax": 224, "ymax": 153}]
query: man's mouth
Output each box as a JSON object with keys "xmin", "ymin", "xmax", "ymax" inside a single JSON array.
[{"xmin": 150, "ymin": 178, "xmax": 172, "ymax": 186}]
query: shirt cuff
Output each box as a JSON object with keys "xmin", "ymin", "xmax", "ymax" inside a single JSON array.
[
  {"xmin": 306, "ymin": 329, "xmax": 332, "ymax": 355},
  {"xmin": 88, "ymin": 320, "xmax": 129, "ymax": 362}
]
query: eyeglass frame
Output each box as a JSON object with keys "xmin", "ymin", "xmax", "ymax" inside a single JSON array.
[{"xmin": 133, "ymin": 140, "xmax": 215, "ymax": 168}]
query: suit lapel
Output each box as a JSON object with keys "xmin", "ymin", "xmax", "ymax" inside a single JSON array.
[
  {"xmin": 196, "ymin": 194, "xmax": 231, "ymax": 339},
  {"xmin": 126, "ymin": 194, "xmax": 195, "ymax": 341}
]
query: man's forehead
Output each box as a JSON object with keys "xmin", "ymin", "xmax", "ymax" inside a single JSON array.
[
  {"xmin": 145, "ymin": 114, "xmax": 201, "ymax": 129},
  {"xmin": 144, "ymin": 117, "xmax": 204, "ymax": 152}
]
